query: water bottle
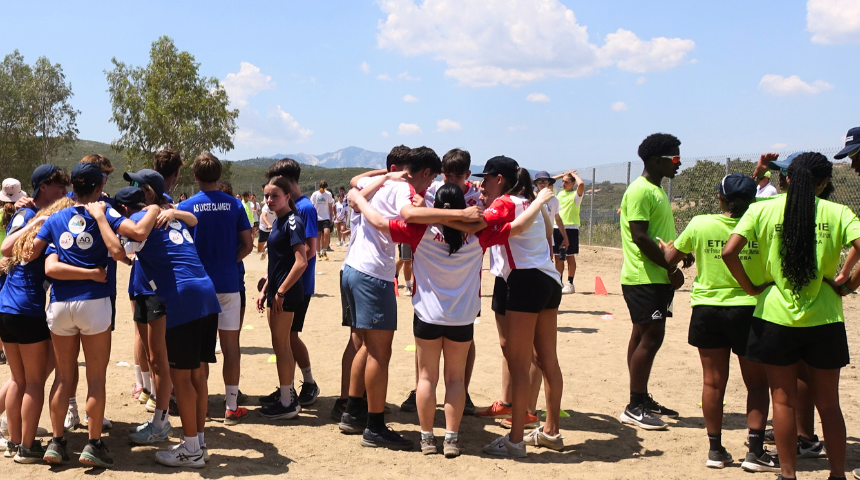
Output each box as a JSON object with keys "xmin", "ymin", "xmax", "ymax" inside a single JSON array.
[{"xmin": 559, "ymin": 245, "xmax": 567, "ymax": 261}]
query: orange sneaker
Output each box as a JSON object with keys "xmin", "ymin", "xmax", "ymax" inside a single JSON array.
[
  {"xmin": 476, "ymin": 400, "xmax": 512, "ymax": 419},
  {"xmin": 224, "ymin": 407, "xmax": 248, "ymax": 426},
  {"xmin": 501, "ymin": 412, "xmax": 540, "ymax": 429}
]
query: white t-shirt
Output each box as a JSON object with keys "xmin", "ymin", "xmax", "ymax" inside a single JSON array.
[
  {"xmin": 259, "ymin": 204, "xmax": 277, "ymax": 233},
  {"xmin": 335, "ymin": 202, "xmax": 346, "ymax": 223},
  {"xmin": 344, "ymin": 177, "xmax": 408, "ymax": 281},
  {"xmin": 310, "ymin": 190, "xmax": 334, "ymax": 221},
  {"xmin": 756, "ymin": 183, "xmax": 778, "ymax": 198},
  {"xmin": 252, "ymin": 202, "xmax": 261, "ymax": 222},
  {"xmin": 424, "ymin": 181, "xmax": 484, "ymax": 209}
]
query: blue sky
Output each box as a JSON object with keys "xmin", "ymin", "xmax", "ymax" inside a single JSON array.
[{"xmin": 2, "ymin": 0, "xmax": 858, "ymax": 171}]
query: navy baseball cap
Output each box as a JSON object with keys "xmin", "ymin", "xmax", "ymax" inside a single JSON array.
[
  {"xmin": 533, "ymin": 170, "xmax": 556, "ymax": 185},
  {"xmin": 124, "ymin": 169, "xmax": 166, "ymax": 197},
  {"xmin": 834, "ymin": 127, "xmax": 860, "ymax": 159},
  {"xmin": 114, "ymin": 186, "xmax": 147, "ymax": 207},
  {"xmin": 71, "ymin": 162, "xmax": 104, "ymax": 188},
  {"xmin": 717, "ymin": 173, "xmax": 756, "ymax": 199},
  {"xmin": 31, "ymin": 164, "xmax": 62, "ymax": 200},
  {"xmin": 475, "ymin": 156, "xmax": 519, "ymax": 185},
  {"xmin": 768, "ymin": 151, "xmax": 803, "ymax": 172}
]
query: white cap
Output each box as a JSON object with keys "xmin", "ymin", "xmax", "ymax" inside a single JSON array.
[{"xmin": 0, "ymin": 178, "xmax": 26, "ymax": 203}]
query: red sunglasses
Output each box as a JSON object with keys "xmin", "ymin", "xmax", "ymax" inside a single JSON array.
[{"xmin": 659, "ymin": 155, "xmax": 681, "ymax": 164}]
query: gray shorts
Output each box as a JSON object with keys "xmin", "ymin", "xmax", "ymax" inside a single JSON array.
[{"xmin": 341, "ymin": 264, "xmax": 397, "ymax": 331}]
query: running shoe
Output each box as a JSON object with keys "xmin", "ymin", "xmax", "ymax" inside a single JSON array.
[
  {"xmin": 237, "ymin": 390, "xmax": 250, "ymax": 406},
  {"xmin": 13, "ymin": 440, "xmax": 46, "ymax": 464},
  {"xmin": 619, "ymin": 404, "xmax": 667, "ymax": 430},
  {"xmin": 129, "ymin": 420, "xmax": 173, "ymax": 444},
  {"xmin": 201, "ymin": 444, "xmax": 210, "ymax": 463},
  {"xmin": 561, "ymin": 282, "xmax": 574, "ymax": 294},
  {"xmin": 146, "ymin": 397, "xmax": 157, "ymax": 413},
  {"xmin": 764, "ymin": 428, "xmax": 775, "ymax": 444},
  {"xmin": 259, "ymin": 387, "xmax": 281, "ymax": 406},
  {"xmin": 4, "ymin": 440, "xmax": 18, "ymax": 458},
  {"xmin": 463, "ymin": 393, "xmax": 477, "ymax": 416},
  {"xmin": 0, "ymin": 435, "xmax": 6, "ymax": 449},
  {"xmin": 260, "ymin": 400, "xmax": 301, "ymax": 420},
  {"xmin": 224, "ymin": 407, "xmax": 249, "ymax": 426},
  {"xmin": 215, "ymin": 339, "xmax": 221, "ymax": 354},
  {"xmin": 0, "ymin": 415, "xmax": 7, "ymax": 437},
  {"xmin": 64, "ymin": 407, "xmax": 80, "ymax": 432},
  {"xmin": 360, "ymin": 427, "xmax": 413, "ymax": 451},
  {"xmin": 43, "ymin": 437, "xmax": 70, "ymax": 465},
  {"xmin": 400, "ymin": 390, "xmax": 417, "ymax": 413},
  {"xmin": 131, "ymin": 384, "xmax": 145, "ymax": 400},
  {"xmin": 741, "ymin": 450, "xmax": 780, "ymax": 473},
  {"xmin": 330, "ymin": 398, "xmax": 347, "ymax": 422},
  {"xmin": 705, "ymin": 448, "xmax": 733, "ymax": 468},
  {"xmin": 644, "ymin": 394, "xmax": 678, "ymax": 418},
  {"xmin": 0, "ymin": 350, "xmax": 6, "ymax": 365},
  {"xmin": 443, "ymin": 438, "xmax": 463, "ymax": 458},
  {"xmin": 168, "ymin": 396, "xmax": 179, "ymax": 416},
  {"xmin": 297, "ymin": 382, "xmax": 320, "ymax": 406},
  {"xmin": 524, "ymin": 426, "xmax": 564, "ymax": 451},
  {"xmin": 420, "ymin": 434, "xmax": 438, "ymax": 455},
  {"xmin": 339, "ymin": 411, "xmax": 367, "ymax": 435},
  {"xmin": 155, "ymin": 442, "xmax": 204, "ymax": 468},
  {"xmin": 852, "ymin": 467, "xmax": 860, "ymax": 480},
  {"xmin": 79, "ymin": 441, "xmax": 114, "ymax": 469},
  {"xmin": 476, "ymin": 400, "xmax": 512, "ymax": 419},
  {"xmin": 83, "ymin": 411, "xmax": 113, "ymax": 430},
  {"xmin": 482, "ymin": 434, "xmax": 527, "ymax": 458},
  {"xmin": 501, "ymin": 412, "xmax": 541, "ymax": 429},
  {"xmin": 797, "ymin": 435, "xmax": 827, "ymax": 458},
  {"xmin": 260, "ymin": 251, "xmax": 267, "ymax": 260}
]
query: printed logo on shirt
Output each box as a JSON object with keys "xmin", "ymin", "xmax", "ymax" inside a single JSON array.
[
  {"xmin": 289, "ymin": 216, "xmax": 297, "ymax": 231},
  {"xmin": 192, "ymin": 202, "xmax": 233, "ymax": 213},
  {"xmin": 11, "ymin": 212, "xmax": 25, "ymax": 228},
  {"xmin": 168, "ymin": 229, "xmax": 184, "ymax": 245},
  {"xmin": 75, "ymin": 232, "xmax": 94, "ymax": 250},
  {"xmin": 182, "ymin": 229, "xmax": 194, "ymax": 243},
  {"xmin": 169, "ymin": 220, "xmax": 182, "ymax": 230},
  {"xmin": 651, "ymin": 310, "xmax": 663, "ymax": 320},
  {"xmin": 68, "ymin": 214, "xmax": 86, "ymax": 234},
  {"xmin": 107, "ymin": 208, "xmax": 121, "ymax": 218},
  {"xmin": 59, "ymin": 231, "xmax": 74, "ymax": 249}
]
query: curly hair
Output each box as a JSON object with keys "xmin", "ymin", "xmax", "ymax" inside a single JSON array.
[
  {"xmin": 780, "ymin": 152, "xmax": 832, "ymax": 293},
  {"xmin": 637, "ymin": 133, "xmax": 681, "ymax": 162},
  {"xmin": 0, "ymin": 197, "xmax": 75, "ymax": 274}
]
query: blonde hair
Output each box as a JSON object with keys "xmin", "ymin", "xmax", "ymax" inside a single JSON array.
[{"xmin": 0, "ymin": 197, "xmax": 75, "ymax": 274}]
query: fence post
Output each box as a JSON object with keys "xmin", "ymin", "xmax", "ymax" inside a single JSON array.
[
  {"xmin": 725, "ymin": 158, "xmax": 730, "ymax": 176},
  {"xmin": 626, "ymin": 161, "xmax": 631, "ymax": 186},
  {"xmin": 667, "ymin": 178, "xmax": 673, "ymax": 200},
  {"xmin": 589, "ymin": 167, "xmax": 595, "ymax": 245}
]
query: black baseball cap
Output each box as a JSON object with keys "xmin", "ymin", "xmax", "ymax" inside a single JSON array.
[
  {"xmin": 124, "ymin": 169, "xmax": 166, "ymax": 197},
  {"xmin": 474, "ymin": 156, "xmax": 519, "ymax": 185},
  {"xmin": 114, "ymin": 186, "xmax": 147, "ymax": 207},
  {"xmin": 31, "ymin": 164, "xmax": 62, "ymax": 200},
  {"xmin": 717, "ymin": 173, "xmax": 756, "ymax": 199},
  {"xmin": 71, "ymin": 162, "xmax": 103, "ymax": 188},
  {"xmin": 533, "ymin": 170, "xmax": 556, "ymax": 185},
  {"xmin": 834, "ymin": 127, "xmax": 860, "ymax": 159}
]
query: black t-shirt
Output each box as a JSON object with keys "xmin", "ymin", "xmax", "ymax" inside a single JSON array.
[{"xmin": 266, "ymin": 211, "xmax": 306, "ymax": 305}]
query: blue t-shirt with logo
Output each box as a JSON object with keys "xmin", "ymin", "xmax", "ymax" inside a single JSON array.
[
  {"xmin": 295, "ymin": 196, "xmax": 318, "ymax": 295},
  {"xmin": 125, "ymin": 211, "xmax": 220, "ymax": 328},
  {"xmin": 267, "ymin": 211, "xmax": 306, "ymax": 305},
  {"xmin": 177, "ymin": 190, "xmax": 251, "ymax": 294},
  {"xmin": 36, "ymin": 205, "xmax": 125, "ymax": 302},
  {"xmin": 0, "ymin": 207, "xmax": 48, "ymax": 317},
  {"xmin": 67, "ymin": 191, "xmax": 115, "ymax": 208}
]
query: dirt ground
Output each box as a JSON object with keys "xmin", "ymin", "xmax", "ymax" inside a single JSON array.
[{"xmin": 1, "ymin": 245, "xmax": 858, "ymax": 479}]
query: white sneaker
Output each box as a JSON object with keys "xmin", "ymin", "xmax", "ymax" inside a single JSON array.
[
  {"xmin": 201, "ymin": 444, "xmax": 210, "ymax": 463},
  {"xmin": 561, "ymin": 282, "xmax": 574, "ymax": 294},
  {"xmin": 64, "ymin": 407, "xmax": 80, "ymax": 431},
  {"xmin": 215, "ymin": 339, "xmax": 222, "ymax": 354},
  {"xmin": 524, "ymin": 426, "xmax": 564, "ymax": 451},
  {"xmin": 0, "ymin": 416, "xmax": 8, "ymax": 437},
  {"xmin": 155, "ymin": 442, "xmax": 205, "ymax": 468},
  {"xmin": 83, "ymin": 411, "xmax": 113, "ymax": 430},
  {"xmin": 483, "ymin": 434, "xmax": 527, "ymax": 458}
]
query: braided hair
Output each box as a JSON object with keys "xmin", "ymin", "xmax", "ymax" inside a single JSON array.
[
  {"xmin": 434, "ymin": 183, "xmax": 467, "ymax": 255},
  {"xmin": 781, "ymin": 152, "xmax": 832, "ymax": 293}
]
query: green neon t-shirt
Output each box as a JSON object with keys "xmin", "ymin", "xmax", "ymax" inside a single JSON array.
[
  {"xmin": 556, "ymin": 189, "xmax": 582, "ymax": 226},
  {"xmin": 674, "ymin": 214, "xmax": 763, "ymax": 307},
  {"xmin": 732, "ymin": 196, "xmax": 860, "ymax": 327},
  {"xmin": 620, "ymin": 176, "xmax": 676, "ymax": 285}
]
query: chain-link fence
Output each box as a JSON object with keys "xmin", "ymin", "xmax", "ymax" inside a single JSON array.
[{"xmin": 568, "ymin": 146, "xmax": 860, "ymax": 248}]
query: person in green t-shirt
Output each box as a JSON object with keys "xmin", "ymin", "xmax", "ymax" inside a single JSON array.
[
  {"xmin": 618, "ymin": 133, "xmax": 686, "ymax": 432},
  {"xmin": 661, "ymin": 173, "xmax": 773, "ymax": 471},
  {"xmin": 723, "ymin": 152, "xmax": 860, "ymax": 480},
  {"xmin": 550, "ymin": 171, "xmax": 585, "ymax": 293}
]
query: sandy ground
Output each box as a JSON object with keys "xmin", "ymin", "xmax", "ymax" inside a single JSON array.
[{"xmin": 1, "ymin": 245, "xmax": 859, "ymax": 479}]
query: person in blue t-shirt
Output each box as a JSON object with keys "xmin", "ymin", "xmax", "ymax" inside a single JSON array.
[
  {"xmin": 255, "ymin": 176, "xmax": 307, "ymax": 419},
  {"xmin": 258, "ymin": 158, "xmax": 321, "ymax": 409},
  {"xmin": 177, "ymin": 152, "xmax": 253, "ymax": 425}
]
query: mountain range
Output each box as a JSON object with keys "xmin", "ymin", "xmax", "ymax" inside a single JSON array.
[{"xmin": 231, "ymin": 146, "xmax": 388, "ymax": 169}]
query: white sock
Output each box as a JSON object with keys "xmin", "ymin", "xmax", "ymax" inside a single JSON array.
[
  {"xmin": 406, "ymin": 280, "xmax": 414, "ymax": 289},
  {"xmin": 142, "ymin": 371, "xmax": 152, "ymax": 392},
  {"xmin": 134, "ymin": 365, "xmax": 143, "ymax": 388},
  {"xmin": 197, "ymin": 431, "xmax": 205, "ymax": 446},
  {"xmin": 225, "ymin": 385, "xmax": 239, "ymax": 411},
  {"xmin": 68, "ymin": 397, "xmax": 78, "ymax": 411},
  {"xmin": 152, "ymin": 409, "xmax": 168, "ymax": 430},
  {"xmin": 301, "ymin": 366, "xmax": 314, "ymax": 384},
  {"xmin": 279, "ymin": 385, "xmax": 292, "ymax": 408},
  {"xmin": 184, "ymin": 435, "xmax": 200, "ymax": 454}
]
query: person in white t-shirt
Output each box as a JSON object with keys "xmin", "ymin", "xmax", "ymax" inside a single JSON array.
[
  {"xmin": 310, "ymin": 181, "xmax": 335, "ymax": 259},
  {"xmin": 755, "ymin": 171, "xmax": 778, "ymax": 198},
  {"xmin": 258, "ymin": 202, "xmax": 277, "ymax": 258},
  {"xmin": 334, "ymin": 192, "xmax": 347, "ymax": 246}
]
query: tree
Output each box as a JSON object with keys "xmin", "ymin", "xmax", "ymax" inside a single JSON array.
[
  {"xmin": 32, "ymin": 57, "xmax": 79, "ymax": 164},
  {"xmin": 105, "ymin": 36, "xmax": 239, "ymax": 193}
]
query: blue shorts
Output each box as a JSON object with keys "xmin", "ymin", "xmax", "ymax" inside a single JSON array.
[{"xmin": 341, "ymin": 264, "xmax": 397, "ymax": 331}]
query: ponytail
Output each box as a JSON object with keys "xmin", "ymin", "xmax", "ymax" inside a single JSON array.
[
  {"xmin": 504, "ymin": 167, "xmax": 535, "ymax": 201},
  {"xmin": 434, "ymin": 183, "xmax": 466, "ymax": 255}
]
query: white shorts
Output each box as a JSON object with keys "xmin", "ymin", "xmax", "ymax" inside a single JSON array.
[
  {"xmin": 47, "ymin": 297, "xmax": 112, "ymax": 336},
  {"xmin": 217, "ymin": 292, "xmax": 241, "ymax": 331}
]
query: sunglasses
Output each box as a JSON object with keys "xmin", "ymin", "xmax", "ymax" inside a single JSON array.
[
  {"xmin": 659, "ymin": 155, "xmax": 681, "ymax": 164},
  {"xmin": 535, "ymin": 179, "xmax": 550, "ymax": 184}
]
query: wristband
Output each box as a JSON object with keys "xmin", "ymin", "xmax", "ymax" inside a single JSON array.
[
  {"xmin": 839, "ymin": 283, "xmax": 856, "ymax": 295},
  {"xmin": 276, "ymin": 292, "xmax": 286, "ymax": 298}
]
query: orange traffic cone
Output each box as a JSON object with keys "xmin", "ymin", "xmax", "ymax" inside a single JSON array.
[
  {"xmin": 594, "ymin": 276, "xmax": 608, "ymax": 295},
  {"xmin": 394, "ymin": 277, "xmax": 400, "ymax": 296}
]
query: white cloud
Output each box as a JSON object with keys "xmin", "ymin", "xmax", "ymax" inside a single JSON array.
[
  {"xmin": 398, "ymin": 71, "xmax": 420, "ymax": 81},
  {"xmin": 610, "ymin": 101, "xmax": 628, "ymax": 111},
  {"xmin": 508, "ymin": 125, "xmax": 528, "ymax": 131},
  {"xmin": 526, "ymin": 92, "xmax": 550, "ymax": 102},
  {"xmin": 234, "ymin": 105, "xmax": 312, "ymax": 147},
  {"xmin": 807, "ymin": 0, "xmax": 860, "ymax": 44},
  {"xmin": 436, "ymin": 119, "xmax": 462, "ymax": 132},
  {"xmin": 397, "ymin": 123, "xmax": 422, "ymax": 135},
  {"xmin": 402, "ymin": 94, "xmax": 419, "ymax": 102},
  {"xmin": 376, "ymin": 0, "xmax": 695, "ymax": 87},
  {"xmin": 759, "ymin": 74, "xmax": 834, "ymax": 96},
  {"xmin": 221, "ymin": 62, "xmax": 274, "ymax": 108},
  {"xmin": 771, "ymin": 143, "xmax": 787, "ymax": 149},
  {"xmin": 636, "ymin": 76, "xmax": 647, "ymax": 85},
  {"xmin": 378, "ymin": 73, "xmax": 392, "ymax": 80},
  {"xmin": 381, "ymin": 131, "xmax": 390, "ymax": 137},
  {"xmin": 360, "ymin": 61, "xmax": 371, "ymax": 74}
]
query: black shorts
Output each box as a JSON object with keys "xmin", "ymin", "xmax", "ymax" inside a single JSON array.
[
  {"xmin": 318, "ymin": 219, "xmax": 332, "ymax": 231},
  {"xmin": 745, "ymin": 318, "xmax": 850, "ymax": 369},
  {"xmin": 110, "ymin": 295, "xmax": 116, "ymax": 331},
  {"xmin": 133, "ymin": 295, "xmax": 166, "ymax": 324},
  {"xmin": 265, "ymin": 296, "xmax": 301, "ymax": 313},
  {"xmin": 688, "ymin": 305, "xmax": 755, "ymax": 355},
  {"xmin": 398, "ymin": 243, "xmax": 412, "ymax": 262},
  {"xmin": 413, "ymin": 314, "xmax": 473, "ymax": 342},
  {"xmin": 259, "ymin": 230, "xmax": 270, "ymax": 242},
  {"xmin": 166, "ymin": 314, "xmax": 218, "ymax": 370},
  {"xmin": 291, "ymin": 295, "xmax": 313, "ymax": 332},
  {"xmin": 0, "ymin": 313, "xmax": 50, "ymax": 344},
  {"xmin": 491, "ymin": 276, "xmax": 507, "ymax": 315},
  {"xmin": 504, "ymin": 269, "xmax": 562, "ymax": 313},
  {"xmin": 621, "ymin": 284, "xmax": 674, "ymax": 324},
  {"xmin": 340, "ymin": 269, "xmax": 351, "ymax": 327},
  {"xmin": 240, "ymin": 291, "xmax": 246, "ymax": 310},
  {"xmin": 552, "ymin": 228, "xmax": 580, "ymax": 255}
]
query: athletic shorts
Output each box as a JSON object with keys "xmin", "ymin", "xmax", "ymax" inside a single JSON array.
[
  {"xmin": 253, "ymin": 221, "xmax": 259, "ymax": 228},
  {"xmin": 47, "ymin": 297, "xmax": 113, "ymax": 336},
  {"xmin": 291, "ymin": 295, "xmax": 313, "ymax": 332},
  {"xmin": 621, "ymin": 284, "xmax": 674, "ymax": 324},
  {"xmin": 413, "ymin": 314, "xmax": 473, "ymax": 342},
  {"xmin": 552, "ymin": 228, "xmax": 580, "ymax": 255},
  {"xmin": 688, "ymin": 305, "xmax": 755, "ymax": 355},
  {"xmin": 398, "ymin": 243, "xmax": 412, "ymax": 262},
  {"xmin": 340, "ymin": 269, "xmax": 351, "ymax": 327},
  {"xmin": 110, "ymin": 295, "xmax": 116, "ymax": 331},
  {"xmin": 265, "ymin": 295, "xmax": 302, "ymax": 313},
  {"xmin": 166, "ymin": 314, "xmax": 219, "ymax": 370},
  {"xmin": 240, "ymin": 291, "xmax": 246, "ymax": 310},
  {"xmin": 133, "ymin": 294, "xmax": 167, "ymax": 324},
  {"xmin": 491, "ymin": 276, "xmax": 507, "ymax": 315},
  {"xmin": 258, "ymin": 230, "xmax": 270, "ymax": 242},
  {"xmin": 217, "ymin": 292, "xmax": 241, "ymax": 331},
  {"xmin": 0, "ymin": 313, "xmax": 50, "ymax": 344},
  {"xmin": 745, "ymin": 318, "xmax": 850, "ymax": 369},
  {"xmin": 341, "ymin": 264, "xmax": 397, "ymax": 331},
  {"xmin": 504, "ymin": 269, "xmax": 562, "ymax": 313},
  {"xmin": 318, "ymin": 219, "xmax": 332, "ymax": 231}
]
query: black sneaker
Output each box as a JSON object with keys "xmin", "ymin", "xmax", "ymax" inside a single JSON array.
[
  {"xmin": 618, "ymin": 404, "xmax": 667, "ymax": 430},
  {"xmin": 764, "ymin": 428, "xmax": 775, "ymax": 444},
  {"xmin": 705, "ymin": 447, "xmax": 733, "ymax": 468},
  {"xmin": 168, "ymin": 395, "xmax": 179, "ymax": 416},
  {"xmin": 741, "ymin": 449, "xmax": 780, "ymax": 473},
  {"xmin": 79, "ymin": 441, "xmax": 114, "ymax": 469},
  {"xmin": 0, "ymin": 350, "xmax": 6, "ymax": 365},
  {"xmin": 644, "ymin": 394, "xmax": 678, "ymax": 418},
  {"xmin": 43, "ymin": 437, "xmax": 70, "ymax": 465},
  {"xmin": 259, "ymin": 387, "xmax": 281, "ymax": 406},
  {"xmin": 297, "ymin": 382, "xmax": 320, "ymax": 406},
  {"xmin": 339, "ymin": 411, "xmax": 367, "ymax": 435},
  {"xmin": 361, "ymin": 427, "xmax": 414, "ymax": 451},
  {"xmin": 4, "ymin": 440, "xmax": 18, "ymax": 458},
  {"xmin": 798, "ymin": 434, "xmax": 827, "ymax": 458},
  {"xmin": 237, "ymin": 390, "xmax": 250, "ymax": 406},
  {"xmin": 463, "ymin": 393, "xmax": 477, "ymax": 416},
  {"xmin": 13, "ymin": 440, "xmax": 46, "ymax": 464},
  {"xmin": 400, "ymin": 390, "xmax": 417, "ymax": 413},
  {"xmin": 260, "ymin": 398, "xmax": 301, "ymax": 420},
  {"xmin": 330, "ymin": 398, "xmax": 347, "ymax": 422}
]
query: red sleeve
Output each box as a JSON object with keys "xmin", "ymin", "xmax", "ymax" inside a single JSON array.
[
  {"xmin": 483, "ymin": 197, "xmax": 516, "ymax": 227},
  {"xmin": 388, "ymin": 220, "xmax": 426, "ymax": 251},
  {"xmin": 476, "ymin": 223, "xmax": 511, "ymax": 249}
]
